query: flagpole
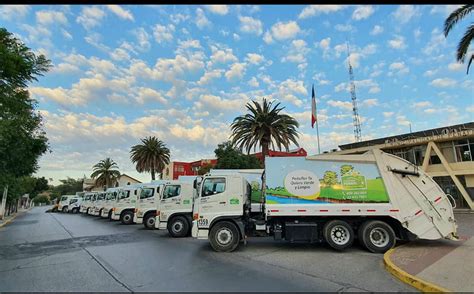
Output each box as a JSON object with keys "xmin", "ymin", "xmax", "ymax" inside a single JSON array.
[
  {"xmin": 311, "ymin": 84, "xmax": 321, "ymax": 154},
  {"xmin": 316, "ymin": 113, "xmax": 321, "ymax": 154}
]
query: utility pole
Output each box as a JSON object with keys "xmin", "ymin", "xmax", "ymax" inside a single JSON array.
[{"xmin": 347, "ymin": 43, "xmax": 362, "ymax": 142}]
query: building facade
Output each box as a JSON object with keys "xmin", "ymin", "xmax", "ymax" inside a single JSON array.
[
  {"xmin": 83, "ymin": 173, "xmax": 142, "ymax": 191},
  {"xmin": 335, "ymin": 122, "xmax": 474, "ymax": 210}
]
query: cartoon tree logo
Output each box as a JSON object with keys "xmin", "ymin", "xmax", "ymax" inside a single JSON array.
[
  {"xmin": 322, "ymin": 171, "xmax": 338, "ymax": 186},
  {"xmin": 340, "ymin": 165, "xmax": 354, "ymax": 177}
]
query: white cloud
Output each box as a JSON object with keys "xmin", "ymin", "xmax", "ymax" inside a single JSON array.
[
  {"xmin": 352, "ymin": 5, "xmax": 374, "ymax": 20},
  {"xmin": 268, "ymin": 21, "xmax": 300, "ymax": 41},
  {"xmin": 412, "ymin": 101, "xmax": 432, "ymax": 108},
  {"xmin": 335, "ymin": 24, "xmax": 353, "ymax": 32},
  {"xmin": 396, "ymin": 115, "xmax": 411, "ymax": 126},
  {"xmin": 239, "ymin": 15, "xmax": 263, "ymax": 35},
  {"xmin": 52, "ymin": 63, "xmax": 80, "ymax": 74},
  {"xmin": 369, "ymin": 86, "xmax": 381, "ymax": 93},
  {"xmin": 277, "ymin": 79, "xmax": 307, "ymax": 107},
  {"xmin": 393, "ymin": 5, "xmax": 418, "ymax": 24},
  {"xmin": 170, "ymin": 13, "xmax": 190, "ymax": 24},
  {"xmin": 106, "ymin": 5, "xmax": 134, "ymax": 21},
  {"xmin": 195, "ymin": 94, "xmax": 246, "ymax": 111},
  {"xmin": 62, "ymin": 29, "xmax": 73, "ymax": 40},
  {"xmin": 467, "ymin": 105, "xmax": 474, "ymax": 113},
  {"xmin": 361, "ymin": 98, "xmax": 378, "ymax": 107},
  {"xmin": 76, "ymin": 6, "xmax": 105, "ymax": 30},
  {"xmin": 195, "ymin": 8, "xmax": 211, "ymax": 29},
  {"xmin": 319, "ymin": 37, "xmax": 331, "ymax": 50},
  {"xmin": 135, "ymin": 87, "xmax": 167, "ymax": 104},
  {"xmin": 282, "ymin": 39, "xmax": 309, "ymax": 64},
  {"xmin": 430, "ymin": 5, "xmax": 462, "ymax": 16},
  {"xmin": 370, "ymin": 25, "xmax": 383, "ymax": 35},
  {"xmin": 197, "ymin": 69, "xmax": 223, "ymax": 85},
  {"xmin": 84, "ymin": 32, "xmax": 109, "ymax": 52},
  {"xmin": 423, "ymin": 29, "xmax": 447, "ymax": 55},
  {"xmin": 153, "ymin": 24, "xmax": 175, "ymax": 44},
  {"xmin": 327, "ymin": 100, "xmax": 352, "ymax": 111},
  {"xmin": 0, "ymin": 5, "xmax": 30, "ymax": 21},
  {"xmin": 248, "ymin": 77, "xmax": 259, "ymax": 87},
  {"xmin": 448, "ymin": 62, "xmax": 464, "ymax": 72},
  {"xmin": 388, "ymin": 35, "xmax": 407, "ymax": 50},
  {"xmin": 414, "ymin": 28, "xmax": 422, "ymax": 39},
  {"xmin": 423, "ymin": 69, "xmax": 438, "ymax": 77},
  {"xmin": 205, "ymin": 5, "xmax": 229, "ymax": 15},
  {"xmin": 383, "ymin": 112, "xmax": 394, "ymax": 118},
  {"xmin": 245, "ymin": 53, "xmax": 265, "ymax": 65},
  {"xmin": 263, "ymin": 31, "xmax": 273, "ymax": 44},
  {"xmin": 225, "ymin": 63, "xmax": 246, "ymax": 81},
  {"xmin": 233, "ymin": 33, "xmax": 240, "ymax": 41},
  {"xmin": 134, "ymin": 27, "xmax": 151, "ymax": 51},
  {"xmin": 389, "ymin": 61, "xmax": 409, "ymax": 74},
  {"xmin": 36, "ymin": 10, "xmax": 68, "ymax": 25},
  {"xmin": 298, "ymin": 5, "xmax": 346, "ymax": 19},
  {"xmin": 430, "ymin": 78, "xmax": 457, "ymax": 87},
  {"xmin": 208, "ymin": 47, "xmax": 238, "ymax": 68}
]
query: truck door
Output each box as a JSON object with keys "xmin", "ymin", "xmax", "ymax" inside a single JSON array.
[
  {"xmin": 138, "ymin": 186, "xmax": 157, "ymax": 217},
  {"xmin": 160, "ymin": 184, "xmax": 182, "ymax": 221}
]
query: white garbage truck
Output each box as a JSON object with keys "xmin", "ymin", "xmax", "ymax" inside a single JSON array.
[
  {"xmin": 134, "ymin": 181, "xmax": 166, "ymax": 229},
  {"xmin": 154, "ymin": 181, "xmax": 194, "ymax": 237},
  {"xmin": 191, "ymin": 150, "xmax": 458, "ymax": 253},
  {"xmin": 101, "ymin": 187, "xmax": 121, "ymax": 219},
  {"xmin": 111, "ymin": 183, "xmax": 143, "ymax": 224},
  {"xmin": 58, "ymin": 195, "xmax": 76, "ymax": 212},
  {"xmin": 91, "ymin": 191, "xmax": 106, "ymax": 216},
  {"xmin": 67, "ymin": 196, "xmax": 83, "ymax": 214},
  {"xmin": 80, "ymin": 192, "xmax": 96, "ymax": 213}
]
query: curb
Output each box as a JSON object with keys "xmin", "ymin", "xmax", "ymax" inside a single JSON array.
[
  {"xmin": 0, "ymin": 213, "xmax": 19, "ymax": 228},
  {"xmin": 384, "ymin": 246, "xmax": 451, "ymax": 293}
]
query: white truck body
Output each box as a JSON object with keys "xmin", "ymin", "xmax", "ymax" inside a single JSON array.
[
  {"xmin": 192, "ymin": 150, "xmax": 458, "ymax": 253},
  {"xmin": 111, "ymin": 184, "xmax": 143, "ymax": 224},
  {"xmin": 91, "ymin": 192, "xmax": 106, "ymax": 216},
  {"xmin": 80, "ymin": 192, "xmax": 96, "ymax": 213},
  {"xmin": 58, "ymin": 195, "xmax": 76, "ymax": 212},
  {"xmin": 67, "ymin": 196, "xmax": 83, "ymax": 213},
  {"xmin": 101, "ymin": 187, "xmax": 121, "ymax": 219},
  {"xmin": 134, "ymin": 181, "xmax": 167, "ymax": 228},
  {"xmin": 154, "ymin": 181, "xmax": 194, "ymax": 237}
]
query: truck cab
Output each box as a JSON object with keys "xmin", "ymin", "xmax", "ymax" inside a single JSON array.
[
  {"xmin": 134, "ymin": 181, "xmax": 166, "ymax": 229},
  {"xmin": 191, "ymin": 174, "xmax": 249, "ymax": 251},
  {"xmin": 67, "ymin": 196, "xmax": 83, "ymax": 214},
  {"xmin": 80, "ymin": 192, "xmax": 95, "ymax": 213},
  {"xmin": 111, "ymin": 183, "xmax": 142, "ymax": 224},
  {"xmin": 155, "ymin": 181, "xmax": 194, "ymax": 237},
  {"xmin": 101, "ymin": 187, "xmax": 121, "ymax": 219},
  {"xmin": 91, "ymin": 192, "xmax": 106, "ymax": 216},
  {"xmin": 58, "ymin": 195, "xmax": 76, "ymax": 213}
]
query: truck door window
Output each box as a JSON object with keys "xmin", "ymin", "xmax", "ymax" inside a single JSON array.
[
  {"xmin": 70, "ymin": 198, "xmax": 78, "ymax": 204},
  {"xmin": 202, "ymin": 178, "xmax": 226, "ymax": 197},
  {"xmin": 163, "ymin": 185, "xmax": 181, "ymax": 199},
  {"xmin": 140, "ymin": 188, "xmax": 154, "ymax": 199},
  {"xmin": 61, "ymin": 196, "xmax": 67, "ymax": 201},
  {"xmin": 118, "ymin": 190, "xmax": 130, "ymax": 199}
]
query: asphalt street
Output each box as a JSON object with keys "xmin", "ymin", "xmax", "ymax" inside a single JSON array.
[{"xmin": 0, "ymin": 206, "xmax": 414, "ymax": 292}]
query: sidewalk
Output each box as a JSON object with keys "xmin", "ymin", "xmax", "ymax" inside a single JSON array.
[
  {"xmin": 385, "ymin": 213, "xmax": 474, "ymax": 292},
  {"xmin": 0, "ymin": 208, "xmax": 31, "ymax": 228}
]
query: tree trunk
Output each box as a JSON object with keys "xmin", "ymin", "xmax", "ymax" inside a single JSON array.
[{"xmin": 151, "ymin": 162, "xmax": 156, "ymax": 181}]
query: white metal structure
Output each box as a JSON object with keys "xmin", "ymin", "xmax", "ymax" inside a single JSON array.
[
  {"xmin": 134, "ymin": 181, "xmax": 166, "ymax": 229},
  {"xmin": 58, "ymin": 195, "xmax": 76, "ymax": 213},
  {"xmin": 111, "ymin": 183, "xmax": 143, "ymax": 224},
  {"xmin": 192, "ymin": 149, "xmax": 458, "ymax": 253},
  {"xmin": 101, "ymin": 187, "xmax": 121, "ymax": 219},
  {"xmin": 154, "ymin": 181, "xmax": 194, "ymax": 237},
  {"xmin": 67, "ymin": 196, "xmax": 83, "ymax": 214}
]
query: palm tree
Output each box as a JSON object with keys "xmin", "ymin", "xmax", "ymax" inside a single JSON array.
[
  {"xmin": 130, "ymin": 136, "xmax": 170, "ymax": 180},
  {"xmin": 444, "ymin": 5, "xmax": 474, "ymax": 74},
  {"xmin": 230, "ymin": 98, "xmax": 300, "ymax": 165},
  {"xmin": 90, "ymin": 158, "xmax": 121, "ymax": 189}
]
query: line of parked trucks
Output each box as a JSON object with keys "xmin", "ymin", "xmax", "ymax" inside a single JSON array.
[{"xmin": 56, "ymin": 149, "xmax": 459, "ymax": 253}]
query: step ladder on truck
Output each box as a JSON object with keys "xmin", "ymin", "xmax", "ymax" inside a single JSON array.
[{"xmin": 191, "ymin": 149, "xmax": 458, "ymax": 253}]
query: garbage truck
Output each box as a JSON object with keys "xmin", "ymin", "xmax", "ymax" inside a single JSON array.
[
  {"xmin": 111, "ymin": 183, "xmax": 143, "ymax": 224},
  {"xmin": 80, "ymin": 192, "xmax": 96, "ymax": 214},
  {"xmin": 101, "ymin": 187, "xmax": 121, "ymax": 219},
  {"xmin": 91, "ymin": 192, "xmax": 106, "ymax": 216},
  {"xmin": 67, "ymin": 196, "xmax": 83, "ymax": 214},
  {"xmin": 154, "ymin": 181, "xmax": 194, "ymax": 237},
  {"xmin": 191, "ymin": 149, "xmax": 458, "ymax": 253},
  {"xmin": 58, "ymin": 195, "xmax": 76, "ymax": 212},
  {"xmin": 134, "ymin": 181, "xmax": 166, "ymax": 229}
]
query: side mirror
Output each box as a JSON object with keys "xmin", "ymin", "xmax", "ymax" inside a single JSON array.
[{"xmin": 193, "ymin": 179, "xmax": 197, "ymax": 189}]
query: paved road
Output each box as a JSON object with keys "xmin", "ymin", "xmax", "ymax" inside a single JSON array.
[{"xmin": 0, "ymin": 206, "xmax": 413, "ymax": 292}]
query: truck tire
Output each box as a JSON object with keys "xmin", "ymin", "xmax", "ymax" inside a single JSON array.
[
  {"xmin": 144, "ymin": 213, "xmax": 156, "ymax": 230},
  {"xmin": 323, "ymin": 220, "xmax": 354, "ymax": 251},
  {"xmin": 108, "ymin": 210, "xmax": 113, "ymax": 220},
  {"xmin": 72, "ymin": 207, "xmax": 79, "ymax": 214},
  {"xmin": 121, "ymin": 210, "xmax": 134, "ymax": 225},
  {"xmin": 86, "ymin": 208, "xmax": 90, "ymax": 214},
  {"xmin": 209, "ymin": 221, "xmax": 240, "ymax": 252},
  {"xmin": 168, "ymin": 216, "xmax": 189, "ymax": 238},
  {"xmin": 62, "ymin": 206, "xmax": 68, "ymax": 213},
  {"xmin": 359, "ymin": 220, "xmax": 396, "ymax": 253}
]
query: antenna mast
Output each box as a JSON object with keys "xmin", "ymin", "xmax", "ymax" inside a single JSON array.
[{"xmin": 347, "ymin": 43, "xmax": 362, "ymax": 142}]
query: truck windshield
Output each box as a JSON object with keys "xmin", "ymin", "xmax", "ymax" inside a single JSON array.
[
  {"xmin": 118, "ymin": 190, "xmax": 130, "ymax": 199},
  {"xmin": 201, "ymin": 178, "xmax": 226, "ymax": 197},
  {"xmin": 98, "ymin": 194, "xmax": 105, "ymax": 200},
  {"xmin": 70, "ymin": 198, "xmax": 78, "ymax": 204},
  {"xmin": 61, "ymin": 196, "xmax": 67, "ymax": 201},
  {"xmin": 140, "ymin": 187, "xmax": 154, "ymax": 199},
  {"xmin": 162, "ymin": 185, "xmax": 181, "ymax": 199}
]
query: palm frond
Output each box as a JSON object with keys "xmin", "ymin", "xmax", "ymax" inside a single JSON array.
[
  {"xmin": 444, "ymin": 5, "xmax": 474, "ymax": 36},
  {"xmin": 456, "ymin": 24, "xmax": 474, "ymax": 62}
]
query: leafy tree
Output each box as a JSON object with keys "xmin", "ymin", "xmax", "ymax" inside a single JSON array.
[
  {"xmin": 33, "ymin": 194, "xmax": 49, "ymax": 205},
  {"xmin": 130, "ymin": 136, "xmax": 170, "ymax": 180},
  {"xmin": 198, "ymin": 163, "xmax": 213, "ymax": 175},
  {"xmin": 90, "ymin": 158, "xmax": 120, "ymax": 189},
  {"xmin": 230, "ymin": 98, "xmax": 299, "ymax": 166},
  {"xmin": 444, "ymin": 5, "xmax": 474, "ymax": 74},
  {"xmin": 50, "ymin": 178, "xmax": 84, "ymax": 197},
  {"xmin": 0, "ymin": 28, "xmax": 51, "ymax": 205},
  {"xmin": 214, "ymin": 141, "xmax": 262, "ymax": 169}
]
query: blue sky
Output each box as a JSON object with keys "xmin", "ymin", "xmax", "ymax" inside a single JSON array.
[{"xmin": 1, "ymin": 5, "xmax": 473, "ymax": 184}]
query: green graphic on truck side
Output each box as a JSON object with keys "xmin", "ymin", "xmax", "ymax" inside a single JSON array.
[
  {"xmin": 230, "ymin": 198, "xmax": 239, "ymax": 205},
  {"xmin": 341, "ymin": 175, "xmax": 366, "ymax": 189},
  {"xmin": 183, "ymin": 200, "xmax": 190, "ymax": 204}
]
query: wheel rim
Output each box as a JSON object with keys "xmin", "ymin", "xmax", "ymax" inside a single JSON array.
[
  {"xmin": 124, "ymin": 214, "xmax": 131, "ymax": 222},
  {"xmin": 330, "ymin": 225, "xmax": 350, "ymax": 245},
  {"xmin": 147, "ymin": 217, "xmax": 155, "ymax": 227},
  {"xmin": 216, "ymin": 228, "xmax": 233, "ymax": 246},
  {"xmin": 369, "ymin": 227, "xmax": 390, "ymax": 248},
  {"xmin": 172, "ymin": 221, "xmax": 184, "ymax": 234}
]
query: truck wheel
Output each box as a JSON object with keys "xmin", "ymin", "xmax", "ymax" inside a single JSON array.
[
  {"xmin": 121, "ymin": 211, "xmax": 134, "ymax": 225},
  {"xmin": 323, "ymin": 220, "xmax": 354, "ymax": 251},
  {"xmin": 108, "ymin": 210, "xmax": 113, "ymax": 220},
  {"xmin": 62, "ymin": 206, "xmax": 68, "ymax": 213},
  {"xmin": 168, "ymin": 216, "xmax": 189, "ymax": 238},
  {"xmin": 144, "ymin": 213, "xmax": 156, "ymax": 229},
  {"xmin": 209, "ymin": 221, "xmax": 240, "ymax": 252},
  {"xmin": 72, "ymin": 207, "xmax": 79, "ymax": 214},
  {"xmin": 359, "ymin": 220, "xmax": 396, "ymax": 253},
  {"xmin": 86, "ymin": 208, "xmax": 89, "ymax": 214}
]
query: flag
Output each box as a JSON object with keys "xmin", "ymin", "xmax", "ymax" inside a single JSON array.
[{"xmin": 311, "ymin": 84, "xmax": 317, "ymax": 128}]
